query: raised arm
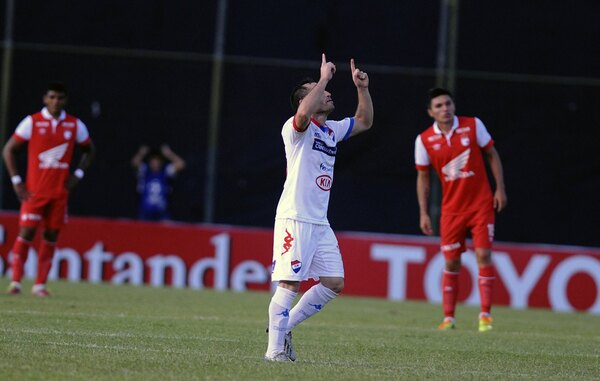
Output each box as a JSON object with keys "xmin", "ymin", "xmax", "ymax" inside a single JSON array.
[
  {"xmin": 131, "ymin": 145, "xmax": 150, "ymax": 169},
  {"xmin": 485, "ymin": 146, "xmax": 507, "ymax": 212},
  {"xmin": 348, "ymin": 58, "xmax": 373, "ymax": 137},
  {"xmin": 161, "ymin": 144, "xmax": 186, "ymax": 173},
  {"xmin": 294, "ymin": 53, "xmax": 336, "ymax": 131}
]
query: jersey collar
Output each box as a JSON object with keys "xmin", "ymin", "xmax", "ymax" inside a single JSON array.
[
  {"xmin": 41, "ymin": 107, "xmax": 66, "ymax": 122},
  {"xmin": 433, "ymin": 116, "xmax": 459, "ymax": 136},
  {"xmin": 311, "ymin": 118, "xmax": 333, "ymax": 135}
]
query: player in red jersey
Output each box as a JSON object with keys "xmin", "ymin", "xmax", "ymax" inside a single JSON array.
[
  {"xmin": 3, "ymin": 82, "xmax": 95, "ymax": 296},
  {"xmin": 415, "ymin": 88, "xmax": 507, "ymax": 332}
]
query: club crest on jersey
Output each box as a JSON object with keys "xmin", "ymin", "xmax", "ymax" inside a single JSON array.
[
  {"xmin": 64, "ymin": 131, "xmax": 72, "ymax": 140},
  {"xmin": 316, "ymin": 174, "xmax": 332, "ymax": 191},
  {"xmin": 39, "ymin": 128, "xmax": 47, "ymax": 135},
  {"xmin": 432, "ymin": 143, "xmax": 441, "ymax": 151},
  {"xmin": 312, "ymin": 138, "xmax": 337, "ymax": 157},
  {"xmin": 291, "ymin": 260, "xmax": 302, "ymax": 273},
  {"xmin": 461, "ymin": 136, "xmax": 470, "ymax": 146}
]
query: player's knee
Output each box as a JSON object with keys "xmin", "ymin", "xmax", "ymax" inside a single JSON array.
[
  {"xmin": 322, "ymin": 278, "xmax": 344, "ymax": 294},
  {"xmin": 445, "ymin": 258, "xmax": 461, "ymax": 272},
  {"xmin": 278, "ymin": 280, "xmax": 300, "ymax": 293},
  {"xmin": 19, "ymin": 227, "xmax": 36, "ymax": 241},
  {"xmin": 42, "ymin": 229, "xmax": 59, "ymax": 242}
]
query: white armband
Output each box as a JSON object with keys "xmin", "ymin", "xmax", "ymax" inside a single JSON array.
[{"xmin": 11, "ymin": 175, "xmax": 22, "ymax": 185}]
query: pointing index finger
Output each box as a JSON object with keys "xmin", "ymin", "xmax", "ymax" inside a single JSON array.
[
  {"xmin": 322, "ymin": 53, "xmax": 326, "ymax": 65},
  {"xmin": 350, "ymin": 58, "xmax": 356, "ymax": 73}
]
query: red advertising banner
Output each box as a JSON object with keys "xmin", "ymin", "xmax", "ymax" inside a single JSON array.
[{"xmin": 0, "ymin": 213, "xmax": 598, "ymax": 314}]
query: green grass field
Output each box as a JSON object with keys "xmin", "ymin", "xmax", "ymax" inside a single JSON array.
[{"xmin": 0, "ymin": 281, "xmax": 598, "ymax": 380}]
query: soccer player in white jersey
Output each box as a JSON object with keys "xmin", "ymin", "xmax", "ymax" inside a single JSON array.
[{"xmin": 264, "ymin": 54, "xmax": 373, "ymax": 362}]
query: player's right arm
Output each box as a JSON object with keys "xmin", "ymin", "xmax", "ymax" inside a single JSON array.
[
  {"xmin": 294, "ymin": 53, "xmax": 336, "ymax": 131},
  {"xmin": 131, "ymin": 145, "xmax": 150, "ymax": 169},
  {"xmin": 415, "ymin": 134, "xmax": 433, "ymax": 236},
  {"xmin": 2, "ymin": 135, "xmax": 30, "ymax": 201},
  {"xmin": 417, "ymin": 169, "xmax": 433, "ymax": 236}
]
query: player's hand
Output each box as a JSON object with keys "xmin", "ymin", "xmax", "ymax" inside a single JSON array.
[
  {"xmin": 420, "ymin": 214, "xmax": 434, "ymax": 236},
  {"xmin": 65, "ymin": 175, "xmax": 80, "ymax": 191},
  {"xmin": 13, "ymin": 183, "xmax": 30, "ymax": 202},
  {"xmin": 494, "ymin": 188, "xmax": 508, "ymax": 212},
  {"xmin": 351, "ymin": 58, "xmax": 369, "ymax": 88},
  {"xmin": 320, "ymin": 53, "xmax": 336, "ymax": 82}
]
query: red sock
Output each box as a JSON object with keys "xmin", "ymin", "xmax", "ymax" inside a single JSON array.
[
  {"xmin": 442, "ymin": 271, "xmax": 459, "ymax": 318},
  {"xmin": 34, "ymin": 240, "xmax": 56, "ymax": 285},
  {"xmin": 478, "ymin": 265, "xmax": 495, "ymax": 314},
  {"xmin": 11, "ymin": 237, "xmax": 32, "ymax": 282}
]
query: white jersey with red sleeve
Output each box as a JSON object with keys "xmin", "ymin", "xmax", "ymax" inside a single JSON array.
[
  {"xmin": 13, "ymin": 107, "xmax": 92, "ymax": 198},
  {"xmin": 275, "ymin": 116, "xmax": 354, "ymax": 225},
  {"xmin": 415, "ymin": 116, "xmax": 494, "ymax": 215}
]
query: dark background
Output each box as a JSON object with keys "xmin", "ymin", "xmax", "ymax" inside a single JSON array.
[{"xmin": 1, "ymin": 0, "xmax": 599, "ymax": 247}]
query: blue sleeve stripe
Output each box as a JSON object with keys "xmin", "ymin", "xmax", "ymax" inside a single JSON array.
[{"xmin": 343, "ymin": 117, "xmax": 354, "ymax": 141}]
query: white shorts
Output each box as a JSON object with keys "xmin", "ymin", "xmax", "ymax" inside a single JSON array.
[{"xmin": 271, "ymin": 218, "xmax": 344, "ymax": 282}]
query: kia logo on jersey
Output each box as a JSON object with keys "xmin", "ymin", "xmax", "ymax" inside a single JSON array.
[
  {"xmin": 316, "ymin": 175, "xmax": 332, "ymax": 191},
  {"xmin": 461, "ymin": 136, "xmax": 470, "ymax": 146}
]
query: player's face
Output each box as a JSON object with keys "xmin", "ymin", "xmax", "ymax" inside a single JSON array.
[
  {"xmin": 149, "ymin": 157, "xmax": 163, "ymax": 172},
  {"xmin": 428, "ymin": 95, "xmax": 455, "ymax": 124},
  {"xmin": 43, "ymin": 90, "xmax": 67, "ymax": 117},
  {"xmin": 304, "ymin": 83, "xmax": 335, "ymax": 113}
]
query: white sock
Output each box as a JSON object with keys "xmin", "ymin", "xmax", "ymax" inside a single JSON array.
[
  {"xmin": 266, "ymin": 286, "xmax": 297, "ymax": 356},
  {"xmin": 287, "ymin": 283, "xmax": 337, "ymax": 332}
]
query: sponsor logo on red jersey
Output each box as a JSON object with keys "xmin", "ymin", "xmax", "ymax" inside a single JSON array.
[
  {"xmin": 38, "ymin": 143, "xmax": 69, "ymax": 169},
  {"xmin": 441, "ymin": 149, "xmax": 474, "ymax": 182}
]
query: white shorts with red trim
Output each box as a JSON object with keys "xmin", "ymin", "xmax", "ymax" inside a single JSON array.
[{"xmin": 271, "ymin": 218, "xmax": 344, "ymax": 282}]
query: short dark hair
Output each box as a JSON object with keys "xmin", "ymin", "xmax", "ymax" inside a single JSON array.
[
  {"xmin": 46, "ymin": 81, "xmax": 68, "ymax": 96},
  {"xmin": 427, "ymin": 87, "xmax": 453, "ymax": 107},
  {"xmin": 289, "ymin": 77, "xmax": 315, "ymax": 112}
]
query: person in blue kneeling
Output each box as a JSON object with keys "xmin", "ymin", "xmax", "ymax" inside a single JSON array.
[{"xmin": 131, "ymin": 144, "xmax": 186, "ymax": 221}]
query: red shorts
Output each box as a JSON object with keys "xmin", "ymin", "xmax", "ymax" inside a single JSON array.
[
  {"xmin": 440, "ymin": 207, "xmax": 495, "ymax": 260},
  {"xmin": 19, "ymin": 195, "xmax": 68, "ymax": 230}
]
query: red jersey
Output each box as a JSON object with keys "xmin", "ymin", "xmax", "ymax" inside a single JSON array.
[
  {"xmin": 415, "ymin": 116, "xmax": 494, "ymax": 215},
  {"xmin": 13, "ymin": 108, "xmax": 91, "ymax": 198}
]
